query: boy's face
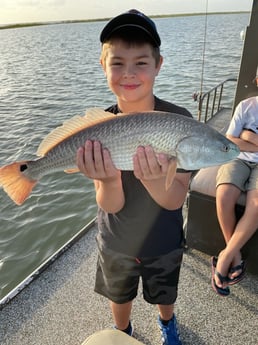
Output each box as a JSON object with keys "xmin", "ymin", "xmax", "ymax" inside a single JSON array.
[{"xmin": 101, "ymin": 40, "xmax": 162, "ymax": 106}]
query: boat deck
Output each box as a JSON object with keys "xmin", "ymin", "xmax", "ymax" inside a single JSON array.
[
  {"xmin": 205, "ymin": 107, "xmax": 232, "ymax": 132},
  {"xmin": 0, "ymin": 221, "xmax": 257, "ymax": 345}
]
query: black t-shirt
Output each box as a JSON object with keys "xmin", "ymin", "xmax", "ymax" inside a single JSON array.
[{"xmin": 96, "ymin": 96, "xmax": 192, "ymax": 257}]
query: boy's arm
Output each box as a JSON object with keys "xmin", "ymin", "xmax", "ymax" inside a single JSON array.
[
  {"xmin": 133, "ymin": 146, "xmax": 191, "ymax": 210},
  {"xmin": 94, "ymin": 177, "xmax": 124, "ymax": 214},
  {"xmin": 77, "ymin": 140, "xmax": 125, "ymax": 214},
  {"xmin": 140, "ymin": 172, "xmax": 191, "ymax": 210},
  {"xmin": 226, "ymin": 133, "xmax": 258, "ymax": 152},
  {"xmin": 240, "ymin": 130, "xmax": 258, "ymax": 147}
]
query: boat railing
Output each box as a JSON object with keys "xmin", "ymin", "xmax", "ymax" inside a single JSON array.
[{"xmin": 197, "ymin": 78, "xmax": 237, "ymax": 122}]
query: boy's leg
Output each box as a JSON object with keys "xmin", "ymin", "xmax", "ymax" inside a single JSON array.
[
  {"xmin": 214, "ymin": 159, "xmax": 249, "ymax": 288},
  {"xmin": 141, "ymin": 250, "xmax": 183, "ymax": 344},
  {"xmin": 216, "ymin": 159, "xmax": 248, "ymax": 244},
  {"xmin": 218, "ymin": 189, "xmax": 258, "ymax": 277},
  {"xmin": 215, "ymin": 184, "xmax": 241, "ymax": 287},
  {"xmin": 110, "ymin": 300, "xmax": 133, "ymax": 331},
  {"xmin": 157, "ymin": 304, "xmax": 174, "ymax": 321},
  {"xmin": 216, "ymin": 183, "xmax": 240, "ymax": 243},
  {"xmin": 157, "ymin": 304, "xmax": 182, "ymax": 345}
]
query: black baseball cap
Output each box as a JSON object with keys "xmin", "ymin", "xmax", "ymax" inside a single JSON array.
[{"xmin": 100, "ymin": 9, "xmax": 161, "ymax": 47}]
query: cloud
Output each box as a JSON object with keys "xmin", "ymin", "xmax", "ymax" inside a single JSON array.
[
  {"xmin": 16, "ymin": 0, "xmax": 67, "ymax": 7},
  {"xmin": 0, "ymin": 0, "xmax": 68, "ymax": 8}
]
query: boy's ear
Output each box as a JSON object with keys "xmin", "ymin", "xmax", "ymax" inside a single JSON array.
[
  {"xmin": 100, "ymin": 59, "xmax": 107, "ymax": 74},
  {"xmin": 156, "ymin": 55, "xmax": 163, "ymax": 74},
  {"xmin": 159, "ymin": 55, "xmax": 164, "ymax": 67}
]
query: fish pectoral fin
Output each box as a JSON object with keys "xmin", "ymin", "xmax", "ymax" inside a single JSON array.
[
  {"xmin": 64, "ymin": 168, "xmax": 80, "ymax": 174},
  {"xmin": 165, "ymin": 158, "xmax": 177, "ymax": 191}
]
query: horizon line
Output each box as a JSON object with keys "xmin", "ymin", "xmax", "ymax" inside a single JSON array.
[{"xmin": 0, "ymin": 11, "xmax": 249, "ymax": 30}]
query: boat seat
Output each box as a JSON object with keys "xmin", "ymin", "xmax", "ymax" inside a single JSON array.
[
  {"xmin": 185, "ymin": 164, "xmax": 258, "ymax": 276},
  {"xmin": 81, "ymin": 329, "xmax": 144, "ymax": 345}
]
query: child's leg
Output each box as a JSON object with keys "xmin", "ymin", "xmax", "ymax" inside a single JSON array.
[
  {"xmin": 110, "ymin": 300, "xmax": 133, "ymax": 330},
  {"xmin": 157, "ymin": 304, "xmax": 174, "ymax": 321}
]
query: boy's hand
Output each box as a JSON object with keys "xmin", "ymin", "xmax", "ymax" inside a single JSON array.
[
  {"xmin": 133, "ymin": 145, "xmax": 169, "ymax": 181},
  {"xmin": 76, "ymin": 140, "xmax": 120, "ymax": 181}
]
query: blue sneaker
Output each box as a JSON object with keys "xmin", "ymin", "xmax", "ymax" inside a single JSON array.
[
  {"xmin": 114, "ymin": 321, "xmax": 134, "ymax": 336},
  {"xmin": 157, "ymin": 315, "xmax": 182, "ymax": 345}
]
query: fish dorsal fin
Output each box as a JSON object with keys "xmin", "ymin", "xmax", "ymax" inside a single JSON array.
[{"xmin": 37, "ymin": 108, "xmax": 115, "ymax": 156}]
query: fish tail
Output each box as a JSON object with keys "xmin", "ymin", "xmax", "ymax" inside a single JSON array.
[{"xmin": 0, "ymin": 161, "xmax": 37, "ymax": 205}]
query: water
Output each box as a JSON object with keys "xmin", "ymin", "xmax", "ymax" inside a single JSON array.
[{"xmin": 0, "ymin": 13, "xmax": 250, "ymax": 302}]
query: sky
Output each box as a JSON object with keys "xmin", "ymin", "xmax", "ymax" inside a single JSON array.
[{"xmin": 0, "ymin": 0, "xmax": 253, "ymax": 25}]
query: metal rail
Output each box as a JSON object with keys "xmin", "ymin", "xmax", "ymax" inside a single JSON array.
[{"xmin": 197, "ymin": 78, "xmax": 237, "ymax": 122}]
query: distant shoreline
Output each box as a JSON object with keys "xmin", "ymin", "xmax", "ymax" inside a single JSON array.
[{"xmin": 0, "ymin": 11, "xmax": 249, "ymax": 30}]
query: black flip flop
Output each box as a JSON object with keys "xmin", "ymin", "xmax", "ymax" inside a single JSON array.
[
  {"xmin": 211, "ymin": 256, "xmax": 230, "ymax": 297},
  {"xmin": 228, "ymin": 260, "xmax": 246, "ymax": 285}
]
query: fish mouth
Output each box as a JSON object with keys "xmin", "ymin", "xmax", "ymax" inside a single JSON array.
[{"xmin": 227, "ymin": 141, "xmax": 240, "ymax": 155}]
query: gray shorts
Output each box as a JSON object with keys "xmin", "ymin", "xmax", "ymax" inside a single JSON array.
[
  {"xmin": 94, "ymin": 244, "xmax": 183, "ymax": 305},
  {"xmin": 216, "ymin": 158, "xmax": 258, "ymax": 192}
]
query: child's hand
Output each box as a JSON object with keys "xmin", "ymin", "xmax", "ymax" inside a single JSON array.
[
  {"xmin": 133, "ymin": 145, "xmax": 169, "ymax": 181},
  {"xmin": 76, "ymin": 140, "xmax": 120, "ymax": 181}
]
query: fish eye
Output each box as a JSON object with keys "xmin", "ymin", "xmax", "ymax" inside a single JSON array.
[
  {"xmin": 20, "ymin": 164, "xmax": 28, "ymax": 172},
  {"xmin": 222, "ymin": 145, "xmax": 229, "ymax": 152}
]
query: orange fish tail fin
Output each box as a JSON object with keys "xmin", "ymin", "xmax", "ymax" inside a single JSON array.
[{"xmin": 0, "ymin": 161, "xmax": 37, "ymax": 205}]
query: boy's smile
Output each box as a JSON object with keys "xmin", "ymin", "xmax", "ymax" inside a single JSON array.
[{"xmin": 121, "ymin": 83, "xmax": 140, "ymax": 90}]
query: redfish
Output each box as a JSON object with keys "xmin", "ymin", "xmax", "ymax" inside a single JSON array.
[{"xmin": 0, "ymin": 108, "xmax": 239, "ymax": 205}]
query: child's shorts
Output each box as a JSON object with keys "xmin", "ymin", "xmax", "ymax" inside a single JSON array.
[
  {"xmin": 94, "ymin": 244, "xmax": 184, "ymax": 305},
  {"xmin": 216, "ymin": 158, "xmax": 258, "ymax": 191}
]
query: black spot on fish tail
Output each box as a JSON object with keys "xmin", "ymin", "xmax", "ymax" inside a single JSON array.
[{"xmin": 20, "ymin": 164, "xmax": 28, "ymax": 172}]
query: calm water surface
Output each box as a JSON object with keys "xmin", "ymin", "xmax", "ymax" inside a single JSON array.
[{"xmin": 0, "ymin": 13, "xmax": 250, "ymax": 302}]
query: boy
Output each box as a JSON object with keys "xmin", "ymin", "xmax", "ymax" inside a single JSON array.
[
  {"xmin": 213, "ymin": 69, "xmax": 258, "ymax": 296},
  {"xmin": 77, "ymin": 9, "xmax": 192, "ymax": 345}
]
